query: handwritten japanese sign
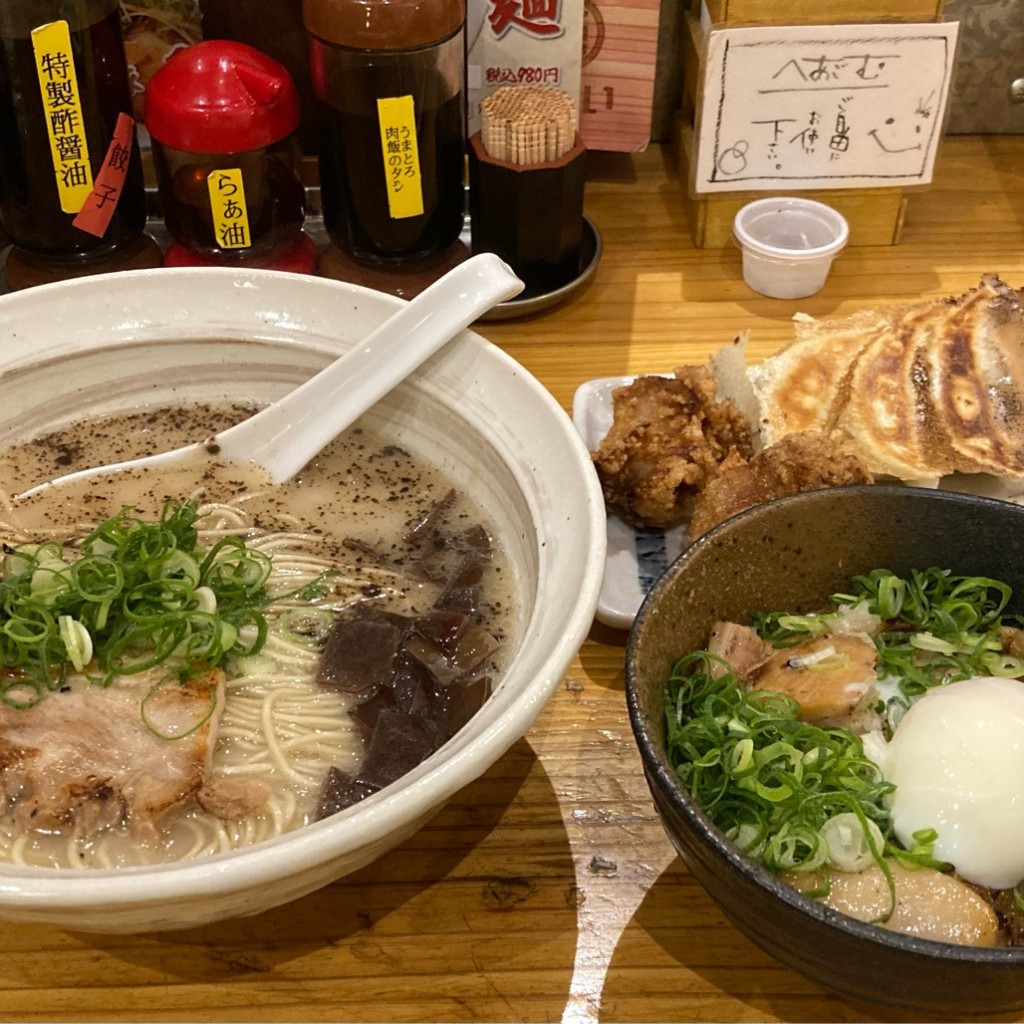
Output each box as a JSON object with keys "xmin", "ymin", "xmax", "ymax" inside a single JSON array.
[
  {"xmin": 32, "ymin": 19, "xmax": 92, "ymax": 214},
  {"xmin": 377, "ymin": 96, "xmax": 425, "ymax": 220},
  {"xmin": 207, "ymin": 169, "xmax": 252, "ymax": 250},
  {"xmin": 693, "ymin": 21, "xmax": 960, "ymax": 193}
]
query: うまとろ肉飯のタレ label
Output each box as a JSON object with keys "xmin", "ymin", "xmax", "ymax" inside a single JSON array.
[{"xmin": 377, "ymin": 96, "xmax": 425, "ymax": 220}]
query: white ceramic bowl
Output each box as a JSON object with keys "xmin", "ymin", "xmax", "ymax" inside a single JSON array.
[{"xmin": 0, "ymin": 267, "xmax": 606, "ymax": 932}]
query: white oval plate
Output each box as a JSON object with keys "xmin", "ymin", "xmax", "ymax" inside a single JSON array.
[
  {"xmin": 573, "ymin": 374, "xmax": 1024, "ymax": 631},
  {"xmin": 572, "ymin": 376, "xmax": 688, "ymax": 630}
]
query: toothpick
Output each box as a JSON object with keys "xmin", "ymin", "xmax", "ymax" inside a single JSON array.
[{"xmin": 479, "ymin": 85, "xmax": 576, "ymax": 166}]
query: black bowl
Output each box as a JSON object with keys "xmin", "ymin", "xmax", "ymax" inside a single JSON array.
[{"xmin": 625, "ymin": 485, "xmax": 1024, "ymax": 1015}]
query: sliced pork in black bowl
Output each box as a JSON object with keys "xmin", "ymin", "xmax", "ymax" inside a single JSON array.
[{"xmin": 626, "ymin": 485, "xmax": 1024, "ymax": 1015}]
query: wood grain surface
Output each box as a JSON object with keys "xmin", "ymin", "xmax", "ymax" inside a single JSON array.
[{"xmin": 1, "ymin": 135, "xmax": 1022, "ymax": 1024}]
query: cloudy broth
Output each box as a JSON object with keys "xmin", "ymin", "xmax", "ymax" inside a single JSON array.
[{"xmin": 0, "ymin": 403, "xmax": 517, "ymax": 868}]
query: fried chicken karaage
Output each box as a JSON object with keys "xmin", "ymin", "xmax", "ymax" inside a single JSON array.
[
  {"xmin": 592, "ymin": 367, "xmax": 752, "ymax": 529},
  {"xmin": 687, "ymin": 430, "xmax": 874, "ymax": 542}
]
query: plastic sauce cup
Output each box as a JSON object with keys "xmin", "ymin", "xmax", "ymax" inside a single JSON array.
[{"xmin": 733, "ymin": 197, "xmax": 849, "ymax": 299}]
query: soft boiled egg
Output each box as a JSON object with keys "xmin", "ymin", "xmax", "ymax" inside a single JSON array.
[{"xmin": 876, "ymin": 676, "xmax": 1024, "ymax": 889}]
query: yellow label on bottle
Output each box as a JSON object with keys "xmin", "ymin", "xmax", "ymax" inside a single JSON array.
[
  {"xmin": 32, "ymin": 20, "xmax": 93, "ymax": 215},
  {"xmin": 206, "ymin": 168, "xmax": 251, "ymax": 250},
  {"xmin": 377, "ymin": 96, "xmax": 425, "ymax": 220}
]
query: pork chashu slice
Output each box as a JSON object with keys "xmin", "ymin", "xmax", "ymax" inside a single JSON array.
[
  {"xmin": 0, "ymin": 669, "xmax": 225, "ymax": 842},
  {"xmin": 748, "ymin": 275, "xmax": 1024, "ymax": 482}
]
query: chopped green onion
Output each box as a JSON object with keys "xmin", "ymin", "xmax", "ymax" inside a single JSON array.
[
  {"xmin": 1, "ymin": 681, "xmax": 42, "ymax": 710},
  {"xmin": 665, "ymin": 652, "xmax": 894, "ymax": 879},
  {"xmin": 909, "ymin": 632, "xmax": 958, "ymax": 656},
  {"xmin": 821, "ymin": 811, "xmax": 885, "ymax": 872},
  {"xmin": 750, "ymin": 611, "xmax": 831, "ymax": 647},
  {"xmin": 30, "ymin": 559, "xmax": 71, "ymax": 604},
  {"xmin": 667, "ymin": 565, "xmax": 1024, "ymax": 913},
  {"xmin": 140, "ymin": 674, "xmax": 217, "ymax": 740},
  {"xmin": 827, "ymin": 569, "xmax": 1022, "ymax": 716},
  {"xmin": 4, "ymin": 542, "xmax": 58, "ymax": 580},
  {"xmin": 786, "ymin": 644, "xmax": 837, "ymax": 669},
  {"xmin": 230, "ymin": 653, "xmax": 275, "ymax": 677},
  {"xmin": 876, "ymin": 575, "xmax": 906, "ymax": 620},
  {"xmin": 980, "ymin": 651, "xmax": 1024, "ymax": 678},
  {"xmin": 158, "ymin": 550, "xmax": 201, "ymax": 587},
  {"xmin": 0, "ymin": 500, "xmax": 286, "ymax": 701},
  {"xmin": 276, "ymin": 607, "xmax": 335, "ymax": 647},
  {"xmin": 58, "ymin": 616, "xmax": 92, "ymax": 673},
  {"xmin": 765, "ymin": 821, "xmax": 829, "ymax": 873},
  {"xmin": 890, "ymin": 827, "xmax": 951, "ymax": 871}
]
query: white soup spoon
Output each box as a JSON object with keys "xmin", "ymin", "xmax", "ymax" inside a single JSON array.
[{"xmin": 17, "ymin": 253, "xmax": 523, "ymax": 500}]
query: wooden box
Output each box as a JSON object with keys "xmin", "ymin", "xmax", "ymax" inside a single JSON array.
[
  {"xmin": 699, "ymin": 0, "xmax": 944, "ymax": 25},
  {"xmin": 674, "ymin": 118, "xmax": 907, "ymax": 247}
]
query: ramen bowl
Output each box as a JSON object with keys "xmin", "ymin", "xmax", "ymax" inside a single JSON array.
[
  {"xmin": 626, "ymin": 486, "xmax": 1024, "ymax": 1016},
  {"xmin": 0, "ymin": 267, "xmax": 606, "ymax": 933}
]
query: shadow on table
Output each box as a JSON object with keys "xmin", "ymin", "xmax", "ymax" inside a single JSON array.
[
  {"xmin": 60, "ymin": 737, "xmax": 580, "ymax": 1020},
  {"xmin": 598, "ymin": 857, "xmax": 1022, "ymax": 1024}
]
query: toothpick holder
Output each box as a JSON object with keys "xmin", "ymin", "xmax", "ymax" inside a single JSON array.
[{"xmin": 468, "ymin": 131, "xmax": 586, "ymax": 294}]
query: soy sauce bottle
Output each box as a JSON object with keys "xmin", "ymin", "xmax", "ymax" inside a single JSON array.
[
  {"xmin": 303, "ymin": 0, "xmax": 466, "ymax": 266},
  {"xmin": 0, "ymin": 0, "xmax": 158, "ymax": 289}
]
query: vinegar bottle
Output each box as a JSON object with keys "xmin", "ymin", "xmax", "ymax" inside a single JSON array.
[
  {"xmin": 303, "ymin": 0, "xmax": 466, "ymax": 267},
  {"xmin": 0, "ymin": 0, "xmax": 160, "ymax": 290}
]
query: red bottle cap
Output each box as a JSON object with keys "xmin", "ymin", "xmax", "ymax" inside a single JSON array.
[{"xmin": 145, "ymin": 41, "xmax": 300, "ymax": 154}]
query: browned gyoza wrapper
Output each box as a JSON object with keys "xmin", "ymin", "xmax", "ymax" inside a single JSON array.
[{"xmin": 748, "ymin": 274, "xmax": 1024, "ymax": 483}]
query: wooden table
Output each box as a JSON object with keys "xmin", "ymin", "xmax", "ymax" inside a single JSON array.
[{"xmin": 3, "ymin": 135, "xmax": 1023, "ymax": 1024}]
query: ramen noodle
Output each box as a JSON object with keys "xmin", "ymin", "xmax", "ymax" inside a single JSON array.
[{"xmin": 0, "ymin": 402, "xmax": 516, "ymax": 868}]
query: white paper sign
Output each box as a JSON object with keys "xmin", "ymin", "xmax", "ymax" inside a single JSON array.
[{"xmin": 693, "ymin": 21, "xmax": 960, "ymax": 193}]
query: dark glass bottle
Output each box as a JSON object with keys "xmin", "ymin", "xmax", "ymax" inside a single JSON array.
[
  {"xmin": 153, "ymin": 139, "xmax": 306, "ymax": 258},
  {"xmin": 145, "ymin": 40, "xmax": 314, "ymax": 272},
  {"xmin": 0, "ymin": 0, "xmax": 150, "ymax": 263},
  {"xmin": 303, "ymin": 0, "xmax": 466, "ymax": 266},
  {"xmin": 198, "ymin": 0, "xmax": 319, "ymax": 154}
]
